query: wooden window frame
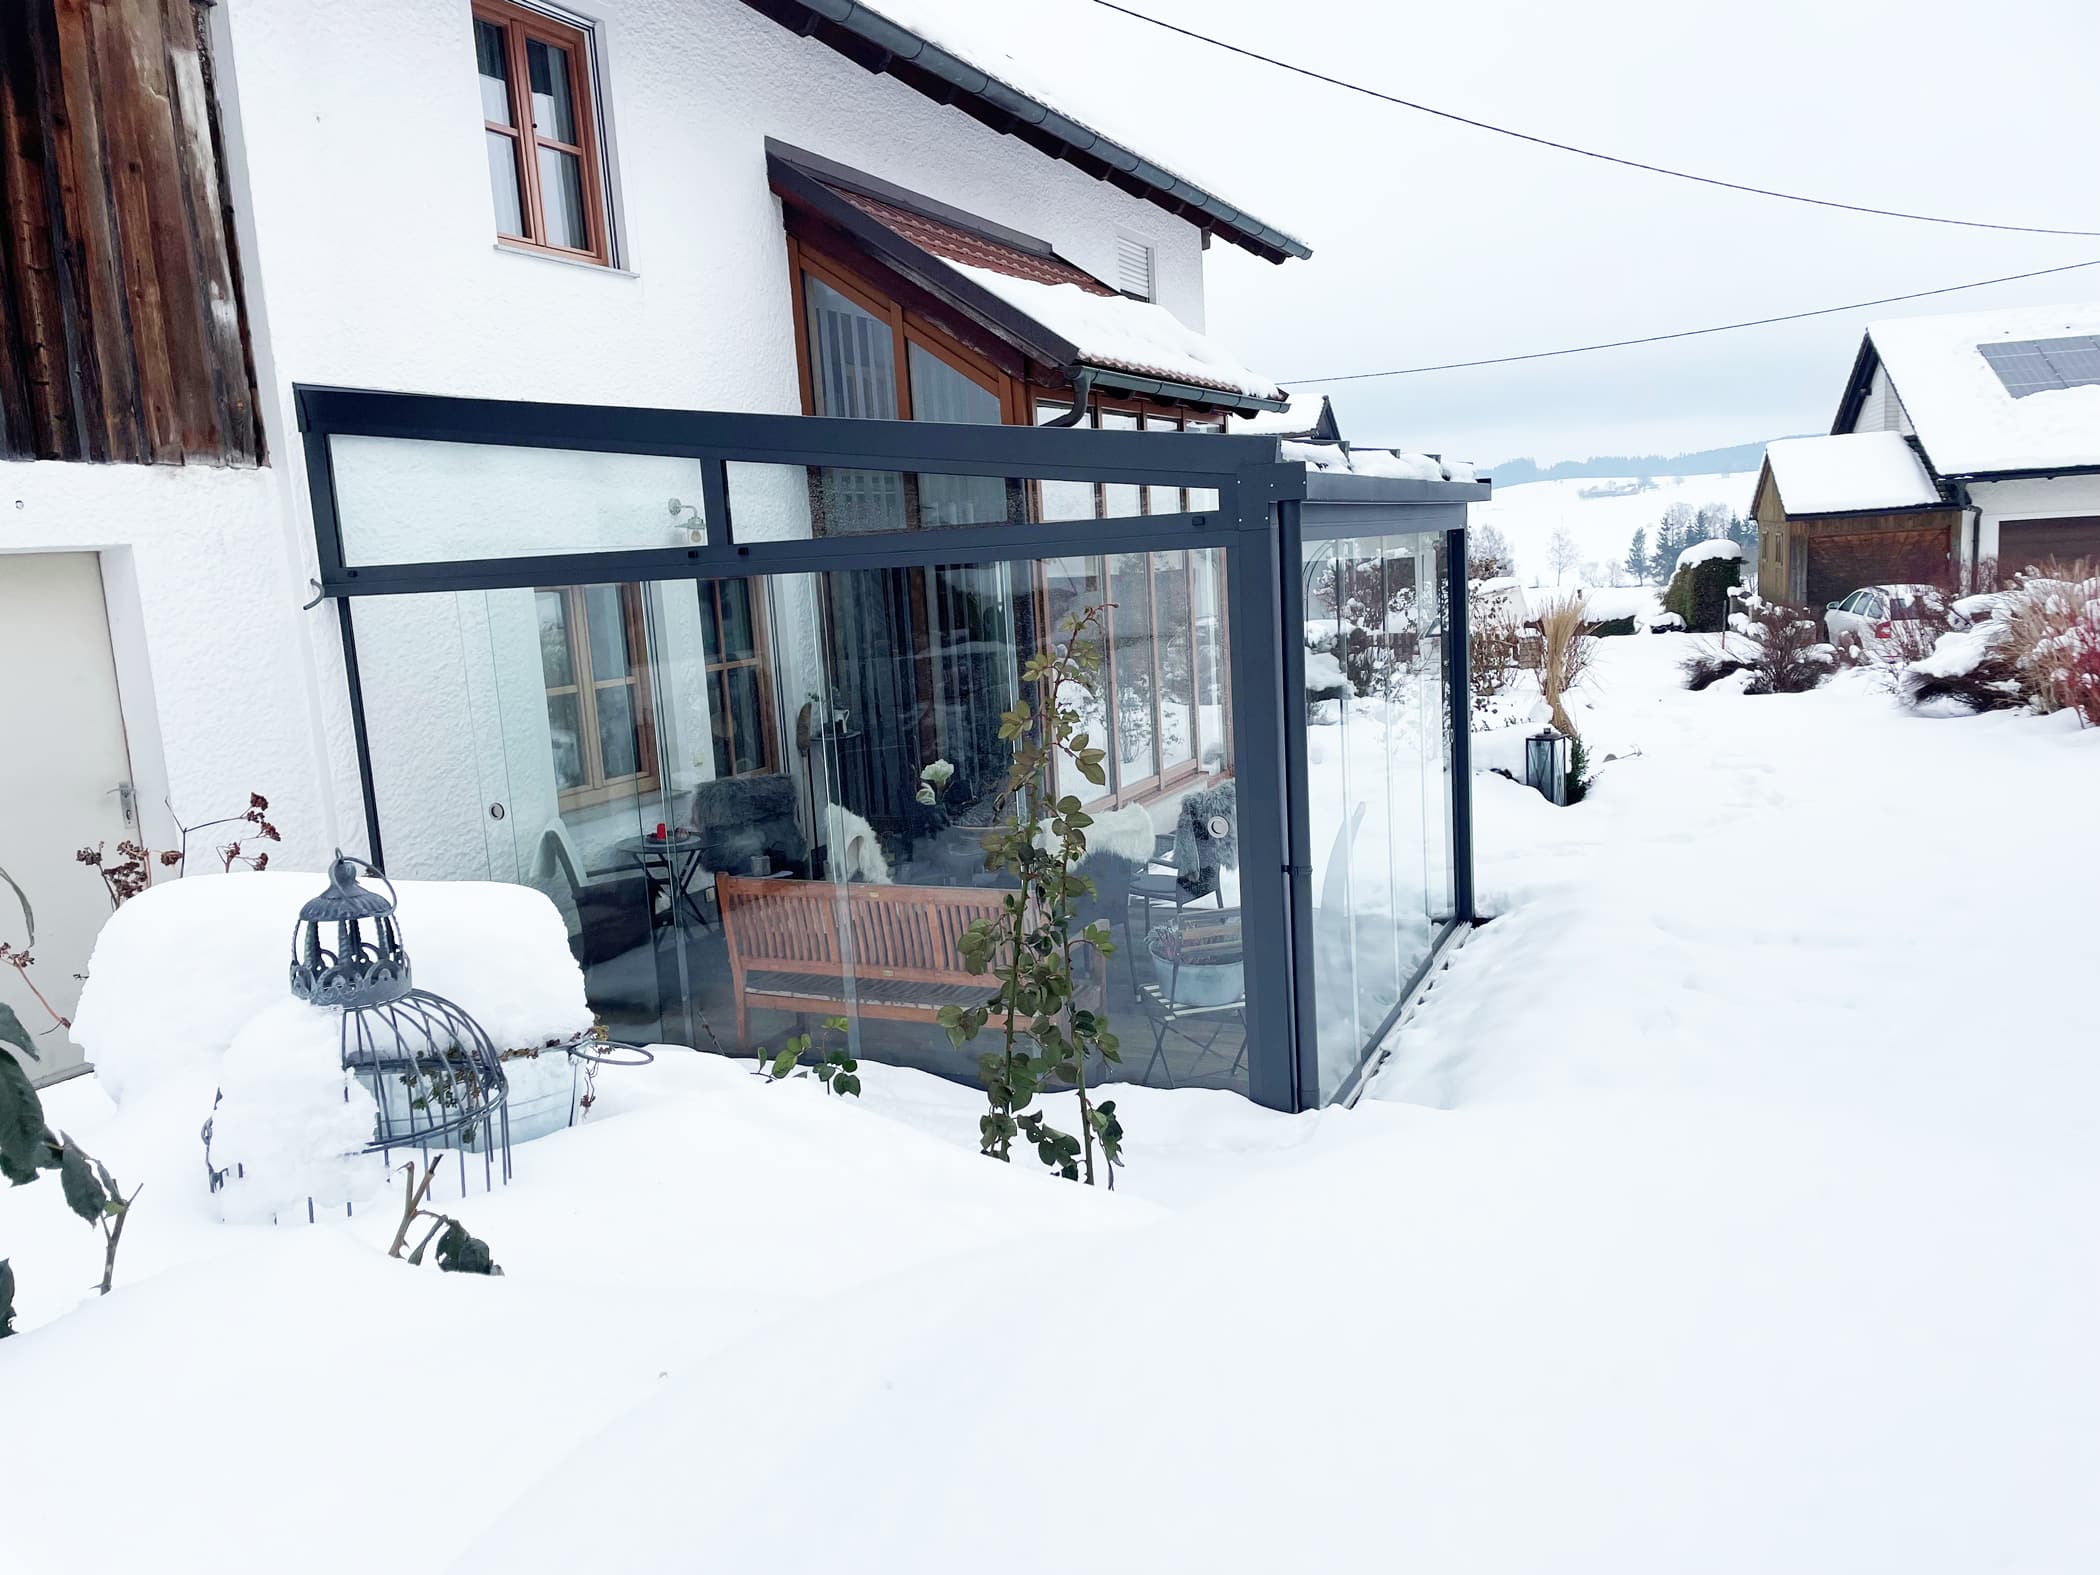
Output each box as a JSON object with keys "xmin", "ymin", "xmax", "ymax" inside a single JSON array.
[
  {"xmin": 474, "ymin": 0, "xmax": 612, "ymax": 265},
  {"xmin": 540, "ymin": 583, "xmax": 658, "ymax": 810},
  {"xmin": 701, "ymin": 579, "xmax": 779, "ymax": 780}
]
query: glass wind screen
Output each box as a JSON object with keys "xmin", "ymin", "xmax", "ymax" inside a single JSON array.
[
  {"xmin": 352, "ymin": 551, "xmax": 1254, "ymax": 1098},
  {"xmin": 1099, "ymin": 409, "xmax": 1141, "ymax": 518},
  {"xmin": 329, "ymin": 435, "xmax": 706, "ymax": 566},
  {"xmin": 1302, "ymin": 530, "xmax": 1454, "ymax": 1101}
]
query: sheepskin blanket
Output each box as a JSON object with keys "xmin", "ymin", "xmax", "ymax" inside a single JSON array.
[
  {"xmin": 1172, "ymin": 781, "xmax": 1239, "ymax": 895},
  {"xmin": 1034, "ymin": 801, "xmax": 1157, "ymax": 867},
  {"xmin": 824, "ymin": 802, "xmax": 892, "ymax": 884}
]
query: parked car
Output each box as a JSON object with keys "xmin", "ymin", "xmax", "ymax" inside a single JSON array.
[{"xmin": 1824, "ymin": 584, "xmax": 1970, "ymax": 653}]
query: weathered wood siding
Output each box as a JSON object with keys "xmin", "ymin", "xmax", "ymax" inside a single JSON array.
[{"xmin": 0, "ymin": 0, "xmax": 260, "ymax": 465}]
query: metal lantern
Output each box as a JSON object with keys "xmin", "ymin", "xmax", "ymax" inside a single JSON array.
[
  {"xmin": 290, "ymin": 851, "xmax": 413, "ymax": 1007},
  {"xmin": 293, "ymin": 853, "xmax": 512, "ymax": 1195}
]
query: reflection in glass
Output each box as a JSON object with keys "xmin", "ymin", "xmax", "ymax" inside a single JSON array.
[
  {"xmin": 485, "ymin": 132, "xmax": 524, "ymax": 235},
  {"xmin": 1100, "ymin": 410, "xmax": 1141, "ymax": 517},
  {"xmin": 526, "ymin": 39, "xmax": 576, "ymax": 141},
  {"xmin": 538, "ymin": 147, "xmax": 588, "ymax": 250},
  {"xmin": 908, "ymin": 344, "xmax": 1007, "ymax": 527},
  {"xmin": 1154, "ymin": 552, "xmax": 1195, "ymax": 769},
  {"xmin": 1109, "ymin": 552, "xmax": 1155, "ymax": 787},
  {"xmin": 474, "ymin": 20, "xmax": 512, "ymax": 123}
]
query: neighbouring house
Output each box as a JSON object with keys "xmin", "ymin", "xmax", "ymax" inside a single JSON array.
[
  {"xmin": 1755, "ymin": 301, "xmax": 2100, "ymax": 602},
  {"xmin": 1, "ymin": 0, "xmax": 1484, "ymax": 1111}
]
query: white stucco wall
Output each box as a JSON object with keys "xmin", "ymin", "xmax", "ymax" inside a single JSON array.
[
  {"xmin": 1967, "ymin": 474, "xmax": 2100, "ymax": 567},
  {"xmin": 5, "ymin": 0, "xmax": 1231, "ymax": 895}
]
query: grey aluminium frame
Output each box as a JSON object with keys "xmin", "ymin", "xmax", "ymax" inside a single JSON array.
[{"xmin": 295, "ymin": 385, "xmax": 1483, "ymax": 1111}]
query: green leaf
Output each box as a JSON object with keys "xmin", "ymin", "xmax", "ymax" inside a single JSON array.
[
  {"xmin": 0, "ymin": 864, "xmax": 32, "ymax": 947},
  {"xmin": 0, "ymin": 1003, "xmax": 36, "ymax": 1064},
  {"xmin": 57, "ymin": 1136, "xmax": 107, "ymax": 1223},
  {"xmin": 0, "ymin": 1051, "xmax": 51, "ymax": 1185}
]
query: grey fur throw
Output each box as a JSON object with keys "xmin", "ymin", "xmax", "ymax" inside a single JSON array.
[
  {"xmin": 687, "ymin": 773, "xmax": 808, "ymax": 872},
  {"xmin": 1172, "ymin": 781, "xmax": 1238, "ymax": 896}
]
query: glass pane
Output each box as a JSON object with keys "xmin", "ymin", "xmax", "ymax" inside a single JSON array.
[
  {"xmin": 547, "ymin": 691, "xmax": 586, "ymax": 790},
  {"xmin": 526, "ymin": 37, "xmax": 577, "ymax": 142},
  {"xmin": 804, "ymin": 276, "xmax": 899, "ymax": 420},
  {"xmin": 1100, "ymin": 410, "xmax": 1142, "ymax": 517},
  {"xmin": 596, "ymin": 682, "xmax": 640, "ymax": 780},
  {"xmin": 1108, "ymin": 552, "xmax": 1155, "ymax": 786},
  {"xmin": 330, "ymin": 435, "xmax": 706, "ymax": 565},
  {"xmin": 1043, "ymin": 556, "xmax": 1114, "ymax": 805},
  {"xmin": 1304, "ymin": 532, "xmax": 1447, "ymax": 1101},
  {"xmin": 585, "ymin": 584, "xmax": 630, "ymax": 679},
  {"xmin": 484, "ymin": 131, "xmax": 524, "ymax": 236},
  {"xmin": 474, "ymin": 20, "xmax": 512, "ymax": 124},
  {"xmin": 725, "ymin": 666, "xmax": 766, "ymax": 776},
  {"xmin": 1154, "ymin": 552, "xmax": 1195, "ymax": 768},
  {"xmin": 908, "ymin": 344, "xmax": 1007, "ymax": 528},
  {"xmin": 1032, "ymin": 403, "xmax": 1099, "ymax": 522},
  {"xmin": 1144, "ymin": 414, "xmax": 1181, "ymax": 516},
  {"xmin": 536, "ymin": 590, "xmax": 573, "ymax": 687},
  {"xmin": 1193, "ymin": 547, "xmax": 1230, "ymax": 773},
  {"xmin": 537, "ymin": 146, "xmax": 589, "ymax": 250},
  {"xmin": 1185, "ymin": 416, "xmax": 1224, "ymax": 512},
  {"xmin": 717, "ymin": 580, "xmax": 755, "ymax": 662}
]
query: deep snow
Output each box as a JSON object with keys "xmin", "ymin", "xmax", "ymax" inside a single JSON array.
[{"xmin": 5, "ymin": 636, "xmax": 2096, "ymax": 1573}]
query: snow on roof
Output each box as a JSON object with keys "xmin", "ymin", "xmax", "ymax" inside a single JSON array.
[
  {"xmin": 1235, "ymin": 392, "xmax": 1333, "ymax": 437},
  {"xmin": 845, "ymin": 0, "xmax": 1309, "ymax": 258},
  {"xmin": 1865, "ymin": 300, "xmax": 2100, "ymax": 475},
  {"xmin": 948, "ymin": 261, "xmax": 1285, "ymax": 402},
  {"xmin": 1676, "ymin": 537, "xmax": 1744, "ymax": 570},
  {"xmin": 1278, "ymin": 439, "xmax": 1476, "ymax": 483},
  {"xmin": 1766, "ymin": 432, "xmax": 1942, "ymax": 515}
]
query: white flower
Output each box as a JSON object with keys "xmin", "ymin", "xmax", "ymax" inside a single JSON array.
[
  {"xmin": 919, "ymin": 759, "xmax": 955, "ymax": 789},
  {"xmin": 914, "ymin": 784, "xmax": 938, "ymax": 806}
]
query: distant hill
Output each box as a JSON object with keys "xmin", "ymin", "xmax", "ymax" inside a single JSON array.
[{"xmin": 1485, "ymin": 439, "xmax": 1800, "ymax": 487}]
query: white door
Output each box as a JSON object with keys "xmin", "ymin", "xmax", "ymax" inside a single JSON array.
[{"xmin": 0, "ymin": 554, "xmax": 136, "ymax": 1085}]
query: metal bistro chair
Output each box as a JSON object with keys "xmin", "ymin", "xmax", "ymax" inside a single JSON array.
[{"xmin": 1138, "ymin": 907, "xmax": 1248, "ymax": 1088}]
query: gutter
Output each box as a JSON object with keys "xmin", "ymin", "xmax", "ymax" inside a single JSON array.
[
  {"xmin": 778, "ymin": 0, "xmax": 1312, "ymax": 263},
  {"xmin": 1084, "ymin": 365, "xmax": 1288, "ymax": 413}
]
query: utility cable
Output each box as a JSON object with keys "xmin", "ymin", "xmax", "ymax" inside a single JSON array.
[
  {"xmin": 1090, "ymin": 0, "xmax": 2100, "ymax": 239},
  {"xmin": 1284, "ymin": 257, "xmax": 2100, "ymax": 382}
]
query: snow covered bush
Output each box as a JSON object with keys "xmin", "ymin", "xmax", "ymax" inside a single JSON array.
[
  {"xmin": 1467, "ymin": 595, "xmax": 1523, "ymax": 712},
  {"xmin": 1903, "ymin": 562, "xmax": 2100, "ymax": 722},
  {"xmin": 1661, "ymin": 540, "xmax": 1743, "ymax": 633}
]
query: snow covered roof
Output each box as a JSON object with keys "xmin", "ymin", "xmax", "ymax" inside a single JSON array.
[
  {"xmin": 1846, "ymin": 301, "xmax": 2100, "ymax": 475},
  {"xmin": 1765, "ymin": 432, "xmax": 1943, "ymax": 515},
  {"xmin": 1234, "ymin": 392, "xmax": 1339, "ymax": 440},
  {"xmin": 1280, "ymin": 439, "xmax": 1478, "ymax": 484},
  {"xmin": 741, "ymin": 0, "xmax": 1310, "ymax": 263},
  {"xmin": 951, "ymin": 262, "xmax": 1285, "ymax": 404}
]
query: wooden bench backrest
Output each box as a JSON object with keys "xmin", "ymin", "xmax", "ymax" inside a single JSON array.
[{"xmin": 716, "ymin": 875, "xmax": 1011, "ymax": 984}]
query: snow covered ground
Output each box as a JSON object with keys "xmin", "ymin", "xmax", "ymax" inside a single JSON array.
[
  {"xmin": 1476, "ymin": 470, "xmax": 1757, "ymax": 586},
  {"xmin": 7, "ymin": 636, "xmax": 2097, "ymax": 1572}
]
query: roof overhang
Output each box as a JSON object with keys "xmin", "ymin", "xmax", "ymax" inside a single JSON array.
[
  {"xmin": 769, "ymin": 146, "xmax": 1287, "ymax": 413},
  {"xmin": 739, "ymin": 0, "xmax": 1310, "ymax": 264}
]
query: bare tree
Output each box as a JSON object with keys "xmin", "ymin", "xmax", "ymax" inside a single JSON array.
[{"xmin": 1547, "ymin": 521, "xmax": 1580, "ymax": 586}]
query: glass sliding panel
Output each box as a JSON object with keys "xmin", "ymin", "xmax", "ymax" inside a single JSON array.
[
  {"xmin": 1100, "ymin": 409, "xmax": 1142, "ymax": 517},
  {"xmin": 1193, "ymin": 547, "xmax": 1231, "ymax": 773},
  {"xmin": 1108, "ymin": 552, "xmax": 1156, "ymax": 789},
  {"xmin": 1303, "ymin": 531, "xmax": 1445, "ymax": 1101},
  {"xmin": 1185, "ymin": 415, "xmax": 1224, "ymax": 512},
  {"xmin": 329, "ymin": 435, "xmax": 706, "ymax": 565},
  {"xmin": 1154, "ymin": 552, "xmax": 1196, "ymax": 771},
  {"xmin": 1043, "ymin": 556, "xmax": 1115, "ymax": 806},
  {"xmin": 908, "ymin": 344, "xmax": 1008, "ymax": 528},
  {"xmin": 1032, "ymin": 403, "xmax": 1099, "ymax": 522}
]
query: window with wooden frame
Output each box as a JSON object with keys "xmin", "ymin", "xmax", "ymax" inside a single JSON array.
[
  {"xmin": 473, "ymin": 1, "xmax": 611, "ymax": 264},
  {"xmin": 537, "ymin": 584, "xmax": 657, "ymax": 808},
  {"xmin": 699, "ymin": 579, "xmax": 777, "ymax": 779}
]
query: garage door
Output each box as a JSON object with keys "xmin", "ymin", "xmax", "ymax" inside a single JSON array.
[
  {"xmin": 1805, "ymin": 529, "xmax": 1951, "ymax": 608},
  {"xmin": 1998, "ymin": 517, "xmax": 2100, "ymax": 577}
]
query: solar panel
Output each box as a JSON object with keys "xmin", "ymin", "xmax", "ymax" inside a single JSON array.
[{"xmin": 1977, "ymin": 335, "xmax": 2100, "ymax": 398}]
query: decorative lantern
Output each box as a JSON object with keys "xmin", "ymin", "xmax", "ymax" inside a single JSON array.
[
  {"xmin": 291, "ymin": 854, "xmax": 512, "ymax": 1194},
  {"xmin": 290, "ymin": 851, "xmax": 413, "ymax": 1007}
]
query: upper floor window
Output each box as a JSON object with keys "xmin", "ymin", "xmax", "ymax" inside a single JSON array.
[{"xmin": 474, "ymin": 2, "xmax": 611, "ymax": 264}]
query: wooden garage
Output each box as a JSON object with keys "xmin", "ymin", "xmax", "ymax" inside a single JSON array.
[
  {"xmin": 1752, "ymin": 434, "xmax": 1958, "ymax": 605},
  {"xmin": 1792, "ymin": 511, "xmax": 1961, "ymax": 606},
  {"xmin": 1998, "ymin": 516, "xmax": 2100, "ymax": 577}
]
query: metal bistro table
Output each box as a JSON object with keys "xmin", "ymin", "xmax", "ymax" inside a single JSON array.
[{"xmin": 615, "ymin": 831, "xmax": 714, "ymax": 931}]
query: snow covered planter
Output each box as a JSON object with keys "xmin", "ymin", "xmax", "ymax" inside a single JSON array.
[{"xmin": 71, "ymin": 868, "xmax": 597, "ymax": 1221}]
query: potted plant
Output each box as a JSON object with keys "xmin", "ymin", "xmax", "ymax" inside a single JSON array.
[{"xmin": 1147, "ymin": 912, "xmax": 1243, "ymax": 1007}]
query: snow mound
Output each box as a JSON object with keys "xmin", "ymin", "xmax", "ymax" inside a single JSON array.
[
  {"xmin": 208, "ymin": 999, "xmax": 384, "ymax": 1225},
  {"xmin": 1304, "ymin": 649, "xmax": 1351, "ymax": 695},
  {"xmin": 72, "ymin": 873, "xmax": 591, "ymax": 1102},
  {"xmin": 1675, "ymin": 538, "xmax": 1745, "ymax": 570}
]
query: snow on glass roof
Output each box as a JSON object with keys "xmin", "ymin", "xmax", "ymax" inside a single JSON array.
[
  {"xmin": 1865, "ymin": 300, "xmax": 2100, "ymax": 475},
  {"xmin": 848, "ymin": 0, "xmax": 1308, "ymax": 257},
  {"xmin": 947, "ymin": 260, "xmax": 1285, "ymax": 402},
  {"xmin": 1766, "ymin": 432, "xmax": 1941, "ymax": 515}
]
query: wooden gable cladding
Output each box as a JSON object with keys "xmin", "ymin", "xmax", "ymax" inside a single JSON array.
[{"xmin": 0, "ymin": 0, "xmax": 260, "ymax": 466}]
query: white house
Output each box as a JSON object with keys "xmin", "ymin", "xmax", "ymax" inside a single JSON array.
[
  {"xmin": 1753, "ymin": 300, "xmax": 2100, "ymax": 601},
  {"xmin": 2, "ymin": 0, "xmax": 1482, "ymax": 1111}
]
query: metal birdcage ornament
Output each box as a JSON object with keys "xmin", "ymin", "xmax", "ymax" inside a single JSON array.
[{"xmin": 291, "ymin": 852, "xmax": 511, "ymax": 1195}]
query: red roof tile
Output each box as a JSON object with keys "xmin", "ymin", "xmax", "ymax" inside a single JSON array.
[{"xmin": 830, "ymin": 187, "xmax": 1115, "ymax": 295}]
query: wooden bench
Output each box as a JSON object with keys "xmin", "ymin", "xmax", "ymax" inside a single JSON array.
[{"xmin": 715, "ymin": 875, "xmax": 1012, "ymax": 1044}]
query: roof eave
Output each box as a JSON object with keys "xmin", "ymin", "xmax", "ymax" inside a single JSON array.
[
  {"xmin": 1830, "ymin": 332, "xmax": 1882, "ymax": 437},
  {"xmin": 1083, "ymin": 364, "xmax": 1288, "ymax": 414},
  {"xmin": 741, "ymin": 0, "xmax": 1312, "ymax": 264}
]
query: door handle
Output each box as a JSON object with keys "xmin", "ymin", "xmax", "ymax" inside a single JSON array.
[{"xmin": 110, "ymin": 782, "xmax": 135, "ymax": 827}]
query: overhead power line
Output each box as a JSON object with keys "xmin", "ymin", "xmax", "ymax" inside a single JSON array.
[
  {"xmin": 1285, "ymin": 257, "xmax": 2100, "ymax": 383},
  {"xmin": 1091, "ymin": 0, "xmax": 2100, "ymax": 239}
]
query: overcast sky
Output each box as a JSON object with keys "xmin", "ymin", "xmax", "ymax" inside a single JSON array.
[{"xmin": 1038, "ymin": 0, "xmax": 2098, "ymax": 466}]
